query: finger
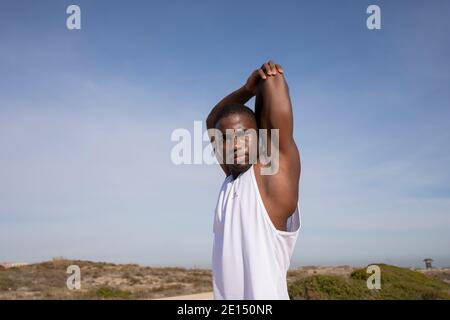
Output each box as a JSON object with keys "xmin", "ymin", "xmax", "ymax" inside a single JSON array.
[
  {"xmin": 263, "ymin": 63, "xmax": 273, "ymax": 76},
  {"xmin": 275, "ymin": 63, "xmax": 284, "ymax": 74},
  {"xmin": 258, "ymin": 68, "xmax": 267, "ymax": 80},
  {"xmin": 268, "ymin": 60, "xmax": 277, "ymax": 75}
]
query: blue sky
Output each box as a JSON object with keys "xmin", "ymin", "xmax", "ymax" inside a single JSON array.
[{"xmin": 1, "ymin": 0, "xmax": 449, "ymax": 268}]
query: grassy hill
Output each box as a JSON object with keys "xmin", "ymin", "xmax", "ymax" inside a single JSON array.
[{"xmin": 288, "ymin": 264, "xmax": 450, "ymax": 300}]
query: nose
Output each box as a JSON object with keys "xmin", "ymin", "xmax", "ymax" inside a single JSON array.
[{"xmin": 233, "ymin": 134, "xmax": 246, "ymax": 152}]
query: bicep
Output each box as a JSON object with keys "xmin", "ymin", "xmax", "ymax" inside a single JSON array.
[{"xmin": 258, "ymin": 74, "xmax": 296, "ymax": 156}]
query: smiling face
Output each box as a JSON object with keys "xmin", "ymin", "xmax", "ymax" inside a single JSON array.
[{"xmin": 215, "ymin": 113, "xmax": 258, "ymax": 178}]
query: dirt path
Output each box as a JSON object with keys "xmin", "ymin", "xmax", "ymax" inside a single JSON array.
[{"xmin": 154, "ymin": 292, "xmax": 214, "ymax": 300}]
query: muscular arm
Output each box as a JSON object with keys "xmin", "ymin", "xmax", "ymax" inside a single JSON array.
[
  {"xmin": 206, "ymin": 85, "xmax": 254, "ymax": 131},
  {"xmin": 256, "ymin": 73, "xmax": 297, "ymax": 155},
  {"xmin": 255, "ymin": 70, "xmax": 301, "ymax": 224},
  {"xmin": 206, "ymin": 67, "xmax": 269, "ymax": 131}
]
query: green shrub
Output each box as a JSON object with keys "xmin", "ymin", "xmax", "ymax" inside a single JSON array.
[
  {"xmin": 289, "ymin": 264, "xmax": 450, "ymax": 300},
  {"xmin": 289, "ymin": 274, "xmax": 372, "ymax": 300},
  {"xmin": 95, "ymin": 287, "xmax": 133, "ymax": 299}
]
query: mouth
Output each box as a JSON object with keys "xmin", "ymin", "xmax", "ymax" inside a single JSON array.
[{"xmin": 233, "ymin": 153, "xmax": 249, "ymax": 164}]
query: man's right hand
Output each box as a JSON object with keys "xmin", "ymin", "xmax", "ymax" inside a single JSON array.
[{"xmin": 244, "ymin": 60, "xmax": 284, "ymax": 95}]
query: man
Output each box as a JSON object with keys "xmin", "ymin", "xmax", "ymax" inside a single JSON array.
[{"xmin": 206, "ymin": 61, "xmax": 301, "ymax": 300}]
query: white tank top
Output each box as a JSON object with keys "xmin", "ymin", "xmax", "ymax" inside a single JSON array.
[{"xmin": 212, "ymin": 165, "xmax": 301, "ymax": 300}]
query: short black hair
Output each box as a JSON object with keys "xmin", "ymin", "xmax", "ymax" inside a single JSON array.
[{"xmin": 214, "ymin": 103, "xmax": 256, "ymax": 127}]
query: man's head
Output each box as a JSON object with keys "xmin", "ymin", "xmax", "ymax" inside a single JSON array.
[{"xmin": 213, "ymin": 104, "xmax": 258, "ymax": 177}]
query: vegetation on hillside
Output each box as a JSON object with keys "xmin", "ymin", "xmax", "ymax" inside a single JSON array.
[{"xmin": 288, "ymin": 264, "xmax": 450, "ymax": 300}]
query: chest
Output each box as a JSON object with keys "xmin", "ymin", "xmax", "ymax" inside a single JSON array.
[{"xmin": 214, "ymin": 175, "xmax": 256, "ymax": 229}]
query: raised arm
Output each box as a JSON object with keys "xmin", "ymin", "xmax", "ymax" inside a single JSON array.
[
  {"xmin": 256, "ymin": 61, "xmax": 297, "ymax": 156},
  {"xmin": 254, "ymin": 61, "xmax": 300, "ymax": 225},
  {"xmin": 206, "ymin": 86, "xmax": 254, "ymax": 131},
  {"xmin": 206, "ymin": 66, "xmax": 274, "ymax": 130}
]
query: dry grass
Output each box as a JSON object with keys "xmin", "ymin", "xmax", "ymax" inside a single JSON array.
[{"xmin": 0, "ymin": 259, "xmax": 212, "ymax": 300}]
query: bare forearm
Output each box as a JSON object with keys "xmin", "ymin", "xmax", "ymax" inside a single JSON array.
[
  {"xmin": 258, "ymin": 74, "xmax": 294, "ymax": 137},
  {"xmin": 206, "ymin": 85, "xmax": 254, "ymax": 129}
]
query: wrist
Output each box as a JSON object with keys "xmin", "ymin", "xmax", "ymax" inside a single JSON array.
[{"xmin": 242, "ymin": 83, "xmax": 256, "ymax": 96}]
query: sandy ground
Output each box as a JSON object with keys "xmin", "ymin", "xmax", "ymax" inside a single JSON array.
[{"xmin": 154, "ymin": 291, "xmax": 214, "ymax": 300}]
